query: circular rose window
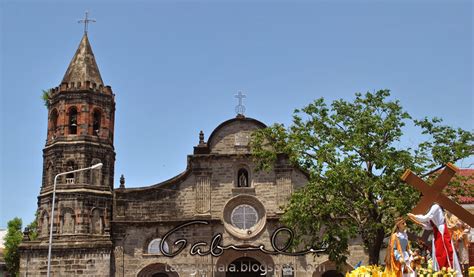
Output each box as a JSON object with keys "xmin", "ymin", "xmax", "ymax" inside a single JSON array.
[
  {"xmin": 223, "ymin": 195, "xmax": 266, "ymax": 239},
  {"xmin": 231, "ymin": 204, "xmax": 258, "ymax": 230}
]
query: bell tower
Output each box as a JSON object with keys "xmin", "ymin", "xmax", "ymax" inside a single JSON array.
[
  {"xmin": 39, "ymin": 31, "xmax": 115, "ymax": 235},
  {"xmin": 20, "ymin": 31, "xmax": 115, "ymax": 276}
]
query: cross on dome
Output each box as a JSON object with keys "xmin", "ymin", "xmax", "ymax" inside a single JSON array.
[{"xmin": 235, "ymin": 91, "xmax": 246, "ymax": 116}]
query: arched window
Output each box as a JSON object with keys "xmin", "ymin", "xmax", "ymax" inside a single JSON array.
[
  {"xmin": 90, "ymin": 159, "xmax": 102, "ymax": 186},
  {"xmin": 91, "ymin": 208, "xmax": 102, "ymax": 234},
  {"xmin": 50, "ymin": 109, "xmax": 59, "ymax": 137},
  {"xmin": 41, "ymin": 212, "xmax": 49, "ymax": 237},
  {"xmin": 147, "ymin": 238, "xmax": 169, "ymax": 255},
  {"xmin": 47, "ymin": 162, "xmax": 54, "ymax": 187},
  {"xmin": 92, "ymin": 110, "xmax": 101, "ymax": 136},
  {"xmin": 61, "ymin": 208, "xmax": 75, "ymax": 234},
  {"xmin": 237, "ymin": 168, "xmax": 249, "ymax": 187},
  {"xmin": 68, "ymin": 107, "xmax": 78, "ymax": 135},
  {"xmin": 65, "ymin": 160, "xmax": 75, "ymax": 184}
]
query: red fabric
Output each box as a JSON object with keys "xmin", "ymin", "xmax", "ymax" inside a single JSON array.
[{"xmin": 431, "ymin": 221, "xmax": 454, "ymax": 269}]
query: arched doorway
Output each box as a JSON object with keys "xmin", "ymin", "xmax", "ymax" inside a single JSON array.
[
  {"xmin": 215, "ymin": 249, "xmax": 274, "ymax": 277},
  {"xmin": 137, "ymin": 263, "xmax": 179, "ymax": 277},
  {"xmin": 321, "ymin": 270, "xmax": 344, "ymax": 277},
  {"xmin": 312, "ymin": 260, "xmax": 352, "ymax": 277},
  {"xmin": 226, "ymin": 257, "xmax": 263, "ymax": 277}
]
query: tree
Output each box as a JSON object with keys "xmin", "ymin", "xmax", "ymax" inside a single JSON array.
[
  {"xmin": 250, "ymin": 90, "xmax": 473, "ymax": 265},
  {"xmin": 4, "ymin": 217, "xmax": 23, "ymax": 276},
  {"xmin": 3, "ymin": 214, "xmax": 39, "ymax": 277},
  {"xmin": 26, "ymin": 212, "xmax": 39, "ymax": 241}
]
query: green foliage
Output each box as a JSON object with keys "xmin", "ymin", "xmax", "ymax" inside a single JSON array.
[
  {"xmin": 250, "ymin": 90, "xmax": 473, "ymax": 265},
  {"xmin": 415, "ymin": 117, "xmax": 474, "ymax": 168},
  {"xmin": 41, "ymin": 89, "xmax": 51, "ymax": 108},
  {"xmin": 4, "ymin": 217, "xmax": 23, "ymax": 277},
  {"xmin": 3, "ymin": 215, "xmax": 39, "ymax": 276},
  {"xmin": 26, "ymin": 212, "xmax": 39, "ymax": 241}
]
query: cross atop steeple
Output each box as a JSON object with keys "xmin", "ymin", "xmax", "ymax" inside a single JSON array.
[
  {"xmin": 235, "ymin": 91, "xmax": 246, "ymax": 116},
  {"xmin": 78, "ymin": 11, "xmax": 96, "ymax": 34}
]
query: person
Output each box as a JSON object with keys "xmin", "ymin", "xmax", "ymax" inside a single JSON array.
[
  {"xmin": 410, "ymin": 249, "xmax": 424, "ymax": 271},
  {"xmin": 384, "ymin": 217, "xmax": 415, "ymax": 277},
  {"xmin": 407, "ymin": 204, "xmax": 462, "ymax": 277},
  {"xmin": 446, "ymin": 213, "xmax": 471, "ymax": 276}
]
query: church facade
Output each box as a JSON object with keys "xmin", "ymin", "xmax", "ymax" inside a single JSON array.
[{"xmin": 18, "ymin": 33, "xmax": 366, "ymax": 277}]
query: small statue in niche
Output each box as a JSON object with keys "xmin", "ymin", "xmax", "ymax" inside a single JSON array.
[{"xmin": 238, "ymin": 169, "xmax": 249, "ymax": 187}]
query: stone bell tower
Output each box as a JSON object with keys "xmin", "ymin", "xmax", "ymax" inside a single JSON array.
[{"xmin": 19, "ymin": 31, "xmax": 115, "ymax": 276}]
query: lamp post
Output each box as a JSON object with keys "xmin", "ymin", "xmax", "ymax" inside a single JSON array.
[{"xmin": 46, "ymin": 162, "xmax": 103, "ymax": 277}]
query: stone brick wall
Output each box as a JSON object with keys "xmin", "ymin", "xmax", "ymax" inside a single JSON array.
[
  {"xmin": 41, "ymin": 142, "xmax": 115, "ymax": 191},
  {"xmin": 19, "ymin": 240, "xmax": 112, "ymax": 276},
  {"xmin": 112, "ymin": 220, "xmax": 351, "ymax": 277},
  {"xmin": 46, "ymin": 90, "xmax": 115, "ymax": 143},
  {"xmin": 114, "ymin": 155, "xmax": 296, "ymax": 222},
  {"xmin": 37, "ymin": 191, "xmax": 113, "ymax": 238},
  {"xmin": 114, "ymin": 119, "xmax": 308, "ymax": 222}
]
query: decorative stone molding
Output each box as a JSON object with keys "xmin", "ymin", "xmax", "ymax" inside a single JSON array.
[
  {"xmin": 276, "ymin": 171, "xmax": 292, "ymax": 214},
  {"xmin": 195, "ymin": 172, "xmax": 211, "ymax": 215}
]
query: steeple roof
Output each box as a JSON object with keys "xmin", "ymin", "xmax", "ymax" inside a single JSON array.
[{"xmin": 62, "ymin": 33, "xmax": 104, "ymax": 86}]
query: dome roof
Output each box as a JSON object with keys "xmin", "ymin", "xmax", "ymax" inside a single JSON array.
[{"xmin": 207, "ymin": 116, "xmax": 267, "ymax": 154}]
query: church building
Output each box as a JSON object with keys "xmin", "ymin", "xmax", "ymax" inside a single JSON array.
[{"xmin": 19, "ymin": 31, "xmax": 367, "ymax": 276}]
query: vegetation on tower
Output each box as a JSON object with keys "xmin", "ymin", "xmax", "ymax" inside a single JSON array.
[{"xmin": 41, "ymin": 89, "xmax": 52, "ymax": 108}]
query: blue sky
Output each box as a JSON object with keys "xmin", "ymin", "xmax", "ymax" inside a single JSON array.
[{"xmin": 0, "ymin": 0, "xmax": 472, "ymax": 228}]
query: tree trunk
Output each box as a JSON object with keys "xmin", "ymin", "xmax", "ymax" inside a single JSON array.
[{"xmin": 368, "ymin": 228, "xmax": 386, "ymax": 265}]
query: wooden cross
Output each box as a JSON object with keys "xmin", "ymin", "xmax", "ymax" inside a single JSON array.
[
  {"xmin": 401, "ymin": 163, "xmax": 474, "ymax": 227},
  {"xmin": 78, "ymin": 11, "xmax": 96, "ymax": 34}
]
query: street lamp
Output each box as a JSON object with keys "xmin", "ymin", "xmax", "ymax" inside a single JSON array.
[{"xmin": 46, "ymin": 162, "xmax": 103, "ymax": 277}]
